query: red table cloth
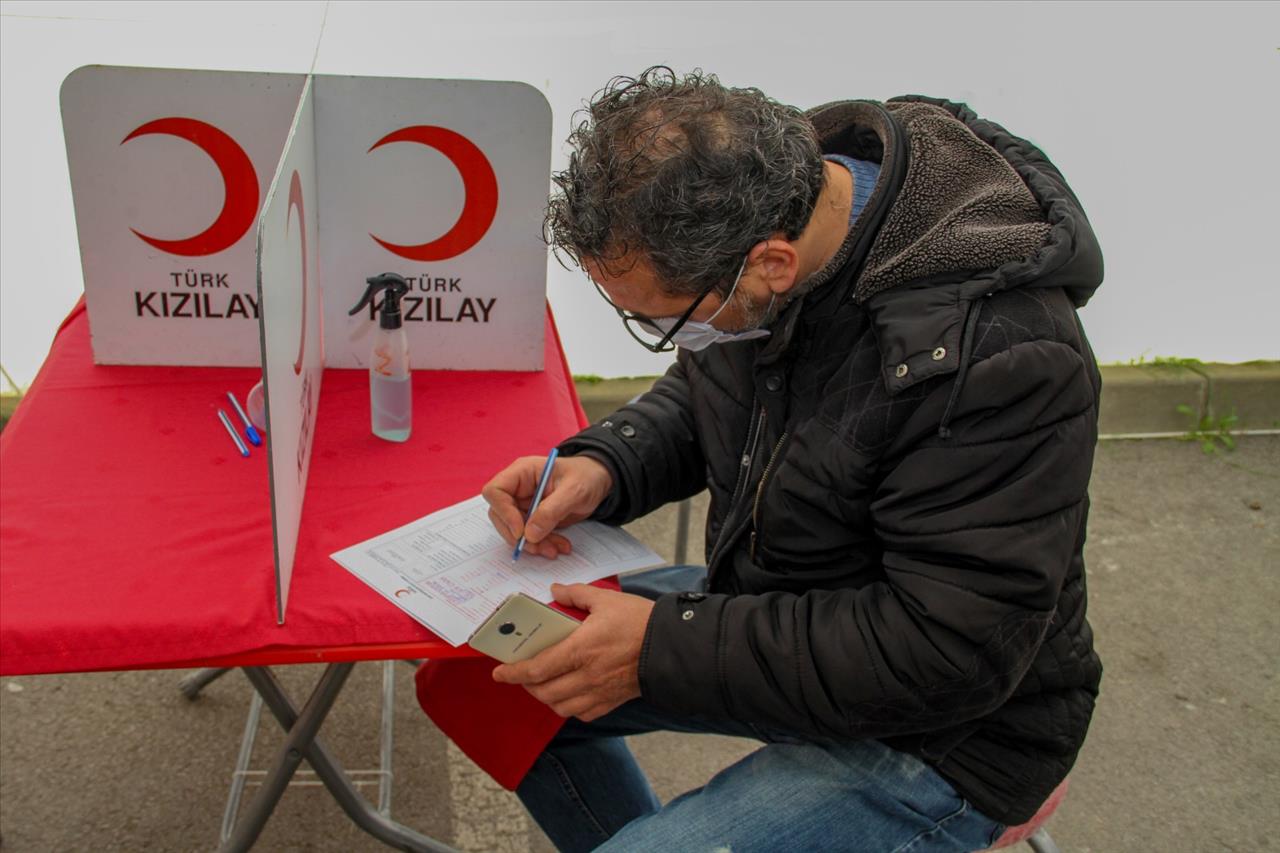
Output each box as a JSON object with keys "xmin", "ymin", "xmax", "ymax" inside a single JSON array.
[{"xmin": 1, "ymin": 299, "xmax": 594, "ymax": 787}]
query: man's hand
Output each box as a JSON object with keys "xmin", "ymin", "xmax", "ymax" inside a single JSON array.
[
  {"xmin": 481, "ymin": 454, "xmax": 613, "ymax": 559},
  {"xmin": 492, "ymin": 583, "xmax": 653, "ymax": 721}
]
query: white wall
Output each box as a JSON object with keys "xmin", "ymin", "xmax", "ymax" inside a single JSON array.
[{"xmin": 2, "ymin": 0, "xmax": 1277, "ymax": 388}]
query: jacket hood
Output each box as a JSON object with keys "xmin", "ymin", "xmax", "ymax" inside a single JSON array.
[
  {"xmin": 792, "ymin": 97, "xmax": 1104, "ymax": 396},
  {"xmin": 806, "ymin": 97, "xmax": 1103, "ymax": 307}
]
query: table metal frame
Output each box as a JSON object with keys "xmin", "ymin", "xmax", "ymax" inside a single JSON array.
[{"xmin": 180, "ymin": 663, "xmax": 456, "ymax": 853}]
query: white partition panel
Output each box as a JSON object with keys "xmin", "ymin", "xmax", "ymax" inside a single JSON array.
[
  {"xmin": 256, "ymin": 76, "xmax": 323, "ymax": 623},
  {"xmin": 60, "ymin": 66, "xmax": 306, "ymax": 366},
  {"xmin": 314, "ymin": 75, "xmax": 552, "ymax": 371}
]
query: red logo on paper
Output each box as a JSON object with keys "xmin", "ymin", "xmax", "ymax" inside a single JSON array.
[
  {"xmin": 121, "ymin": 117, "xmax": 259, "ymax": 257},
  {"xmin": 287, "ymin": 170, "xmax": 308, "ymax": 376},
  {"xmin": 367, "ymin": 126, "xmax": 499, "ymax": 261}
]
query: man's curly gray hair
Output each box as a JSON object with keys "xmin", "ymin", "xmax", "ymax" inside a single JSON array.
[{"xmin": 544, "ymin": 67, "xmax": 826, "ymax": 299}]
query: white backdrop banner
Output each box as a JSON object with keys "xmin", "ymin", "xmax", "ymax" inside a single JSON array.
[
  {"xmin": 315, "ymin": 75, "xmax": 552, "ymax": 371},
  {"xmin": 62, "ymin": 66, "xmax": 552, "ymax": 373},
  {"xmin": 257, "ymin": 77, "xmax": 324, "ymax": 623},
  {"xmin": 60, "ymin": 66, "xmax": 306, "ymax": 366}
]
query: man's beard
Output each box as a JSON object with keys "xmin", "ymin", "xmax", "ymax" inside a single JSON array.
[
  {"xmin": 730, "ymin": 271, "xmax": 828, "ymax": 332},
  {"xmin": 729, "ymin": 285, "xmax": 780, "ymax": 332}
]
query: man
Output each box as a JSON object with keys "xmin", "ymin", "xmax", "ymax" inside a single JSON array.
[{"xmin": 481, "ymin": 67, "xmax": 1103, "ymax": 852}]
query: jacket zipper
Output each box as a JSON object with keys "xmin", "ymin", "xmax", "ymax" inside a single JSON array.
[
  {"xmin": 707, "ymin": 403, "xmax": 766, "ymax": 573},
  {"xmin": 749, "ymin": 431, "xmax": 789, "ymax": 561},
  {"xmin": 702, "ymin": 106, "xmax": 906, "ymax": 575}
]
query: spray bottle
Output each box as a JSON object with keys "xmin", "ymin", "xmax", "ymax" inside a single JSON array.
[{"xmin": 349, "ymin": 273, "xmax": 412, "ymax": 442}]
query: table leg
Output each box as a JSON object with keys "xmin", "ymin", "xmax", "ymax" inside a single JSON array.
[
  {"xmin": 220, "ymin": 664, "xmax": 456, "ymax": 853},
  {"xmin": 220, "ymin": 689, "xmax": 266, "ymax": 842},
  {"xmin": 378, "ymin": 660, "xmax": 395, "ymax": 815},
  {"xmin": 179, "ymin": 667, "xmax": 233, "ymax": 699}
]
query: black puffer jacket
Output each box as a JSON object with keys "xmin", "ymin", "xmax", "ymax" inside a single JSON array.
[{"xmin": 559, "ymin": 96, "xmax": 1104, "ymax": 826}]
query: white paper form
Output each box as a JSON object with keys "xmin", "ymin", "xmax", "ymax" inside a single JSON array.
[{"xmin": 331, "ymin": 496, "xmax": 664, "ymax": 645}]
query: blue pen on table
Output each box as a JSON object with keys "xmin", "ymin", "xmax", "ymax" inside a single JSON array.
[
  {"xmin": 226, "ymin": 391, "xmax": 263, "ymax": 446},
  {"xmin": 513, "ymin": 448, "xmax": 558, "ymax": 561},
  {"xmin": 217, "ymin": 409, "xmax": 251, "ymax": 458}
]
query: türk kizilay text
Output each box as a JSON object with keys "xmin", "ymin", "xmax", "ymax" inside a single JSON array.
[
  {"xmin": 134, "ymin": 268, "xmax": 258, "ymax": 319},
  {"xmin": 364, "ymin": 274, "xmax": 495, "ymax": 323},
  {"xmin": 362, "ymin": 295, "xmax": 496, "ymax": 323},
  {"xmin": 131, "ymin": 270, "xmax": 496, "ymax": 324},
  {"xmin": 135, "ymin": 290, "xmax": 259, "ymax": 319}
]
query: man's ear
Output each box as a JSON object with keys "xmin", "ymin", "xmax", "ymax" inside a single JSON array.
[{"xmin": 747, "ymin": 239, "xmax": 800, "ymax": 295}]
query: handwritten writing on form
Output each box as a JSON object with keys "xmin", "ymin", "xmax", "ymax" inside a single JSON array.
[{"xmin": 330, "ymin": 495, "xmax": 664, "ymax": 645}]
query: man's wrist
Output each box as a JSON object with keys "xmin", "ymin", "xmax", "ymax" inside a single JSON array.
[
  {"xmin": 559, "ymin": 447, "xmax": 624, "ymax": 521},
  {"xmin": 578, "ymin": 454, "xmax": 615, "ymax": 503}
]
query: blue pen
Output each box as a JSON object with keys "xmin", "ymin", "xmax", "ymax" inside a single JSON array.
[
  {"xmin": 217, "ymin": 409, "xmax": 251, "ymax": 458},
  {"xmin": 226, "ymin": 391, "xmax": 263, "ymax": 446},
  {"xmin": 513, "ymin": 448, "xmax": 559, "ymax": 560}
]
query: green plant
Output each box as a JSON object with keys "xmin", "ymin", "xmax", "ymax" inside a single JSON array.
[
  {"xmin": 1122, "ymin": 350, "xmax": 1152, "ymax": 366},
  {"xmin": 1136, "ymin": 356, "xmax": 1239, "ymax": 454},
  {"xmin": 1175, "ymin": 404, "xmax": 1239, "ymax": 454},
  {"xmin": 0, "ymin": 364, "xmax": 24, "ymax": 434},
  {"xmin": 0, "ymin": 364, "xmax": 23, "ymax": 396}
]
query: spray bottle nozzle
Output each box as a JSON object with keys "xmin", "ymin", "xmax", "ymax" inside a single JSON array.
[{"xmin": 350, "ymin": 273, "xmax": 410, "ymax": 329}]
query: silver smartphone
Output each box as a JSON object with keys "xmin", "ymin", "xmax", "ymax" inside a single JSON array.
[{"xmin": 467, "ymin": 592, "xmax": 582, "ymax": 663}]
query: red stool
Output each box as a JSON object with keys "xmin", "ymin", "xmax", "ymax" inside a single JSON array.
[{"xmin": 979, "ymin": 778, "xmax": 1069, "ymax": 852}]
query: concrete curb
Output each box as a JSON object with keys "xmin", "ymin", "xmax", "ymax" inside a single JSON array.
[
  {"xmin": 572, "ymin": 363, "xmax": 1280, "ymax": 437},
  {"xmin": 1096, "ymin": 362, "xmax": 1280, "ymax": 435}
]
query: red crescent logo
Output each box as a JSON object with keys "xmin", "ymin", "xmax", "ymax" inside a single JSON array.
[
  {"xmin": 394, "ymin": 588, "xmax": 413, "ymax": 599},
  {"xmin": 287, "ymin": 171, "xmax": 307, "ymax": 376},
  {"xmin": 122, "ymin": 117, "xmax": 259, "ymax": 257},
  {"xmin": 367, "ymin": 126, "xmax": 499, "ymax": 261}
]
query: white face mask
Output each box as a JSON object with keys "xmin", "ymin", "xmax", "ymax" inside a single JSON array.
[
  {"xmin": 637, "ymin": 259, "xmax": 775, "ymax": 352},
  {"xmin": 641, "ymin": 308, "xmax": 773, "ymax": 351}
]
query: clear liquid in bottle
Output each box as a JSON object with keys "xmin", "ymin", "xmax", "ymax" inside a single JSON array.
[{"xmin": 371, "ymin": 372, "xmax": 411, "ymax": 442}]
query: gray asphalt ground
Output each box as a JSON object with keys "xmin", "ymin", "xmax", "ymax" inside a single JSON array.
[{"xmin": 2, "ymin": 436, "xmax": 1277, "ymax": 852}]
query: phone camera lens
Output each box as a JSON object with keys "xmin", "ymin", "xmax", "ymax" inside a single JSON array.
[{"xmin": 499, "ymin": 622, "xmax": 516, "ymax": 636}]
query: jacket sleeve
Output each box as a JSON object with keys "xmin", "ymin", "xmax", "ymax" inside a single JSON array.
[
  {"xmin": 636, "ymin": 339, "xmax": 1097, "ymax": 739},
  {"xmin": 557, "ymin": 353, "xmax": 706, "ymax": 526}
]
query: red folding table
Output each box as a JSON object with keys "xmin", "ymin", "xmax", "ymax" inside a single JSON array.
[{"xmin": 0, "ymin": 301, "xmax": 590, "ymax": 851}]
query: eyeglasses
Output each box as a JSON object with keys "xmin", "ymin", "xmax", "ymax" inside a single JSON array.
[{"xmin": 589, "ymin": 257, "xmax": 746, "ymax": 353}]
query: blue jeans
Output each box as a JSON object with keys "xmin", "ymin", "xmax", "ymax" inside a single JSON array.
[{"xmin": 515, "ymin": 567, "xmax": 1006, "ymax": 852}]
